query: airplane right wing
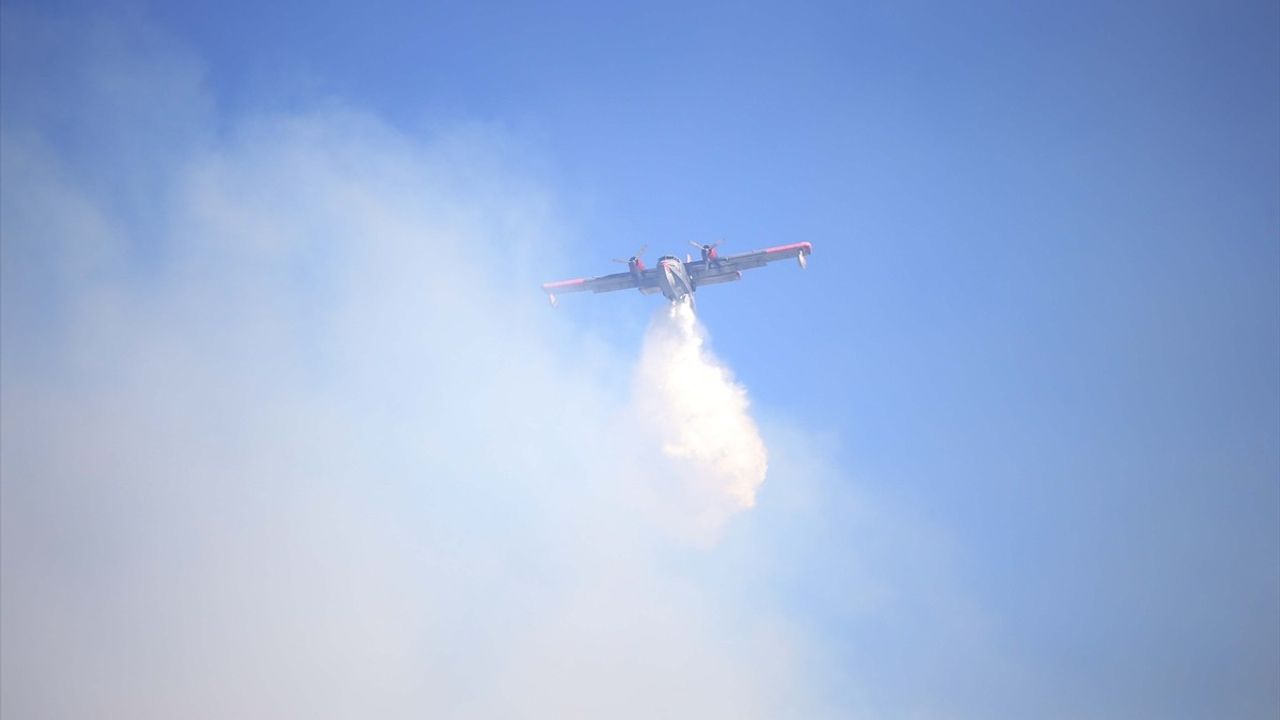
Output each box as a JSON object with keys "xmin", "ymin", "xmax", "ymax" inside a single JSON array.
[
  {"xmin": 686, "ymin": 241, "xmax": 812, "ymax": 284},
  {"xmin": 709, "ymin": 241, "xmax": 812, "ymax": 273}
]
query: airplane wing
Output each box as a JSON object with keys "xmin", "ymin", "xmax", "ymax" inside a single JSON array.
[
  {"xmin": 686, "ymin": 241, "xmax": 812, "ymax": 284},
  {"xmin": 541, "ymin": 269, "xmax": 660, "ymax": 305}
]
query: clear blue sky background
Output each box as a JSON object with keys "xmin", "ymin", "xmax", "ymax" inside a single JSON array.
[{"xmin": 4, "ymin": 0, "xmax": 1278, "ymax": 716}]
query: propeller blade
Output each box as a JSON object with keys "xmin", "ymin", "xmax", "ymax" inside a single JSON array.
[
  {"xmin": 689, "ymin": 240, "xmax": 705, "ymax": 250},
  {"xmin": 635, "ymin": 244, "xmax": 647, "ymax": 259},
  {"xmin": 611, "ymin": 258, "xmax": 629, "ymax": 264}
]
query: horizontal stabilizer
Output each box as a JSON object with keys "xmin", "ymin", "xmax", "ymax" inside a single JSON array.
[{"xmin": 698, "ymin": 271, "xmax": 742, "ymax": 287}]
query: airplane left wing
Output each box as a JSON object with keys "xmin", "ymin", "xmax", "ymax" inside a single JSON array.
[{"xmin": 542, "ymin": 270, "xmax": 654, "ymax": 306}]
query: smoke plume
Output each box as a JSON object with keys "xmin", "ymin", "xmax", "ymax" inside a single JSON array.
[
  {"xmin": 633, "ymin": 299, "xmax": 768, "ymax": 539},
  {"xmin": 0, "ymin": 11, "xmax": 827, "ymax": 712}
]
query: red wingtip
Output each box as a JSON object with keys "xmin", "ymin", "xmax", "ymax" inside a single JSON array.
[{"xmin": 764, "ymin": 241, "xmax": 813, "ymax": 255}]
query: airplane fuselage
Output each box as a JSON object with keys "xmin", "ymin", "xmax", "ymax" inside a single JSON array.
[{"xmin": 656, "ymin": 255, "xmax": 695, "ymax": 304}]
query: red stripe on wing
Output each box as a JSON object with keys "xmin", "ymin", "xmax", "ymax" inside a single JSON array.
[
  {"xmin": 542, "ymin": 278, "xmax": 587, "ymax": 290},
  {"xmin": 763, "ymin": 241, "xmax": 813, "ymax": 255}
]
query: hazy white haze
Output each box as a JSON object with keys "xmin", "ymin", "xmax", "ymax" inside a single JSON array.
[
  {"xmin": 0, "ymin": 11, "xmax": 823, "ymax": 719},
  {"xmin": 2, "ymin": 8, "xmax": 1136, "ymax": 720},
  {"xmin": 0, "ymin": 108, "xmax": 807, "ymax": 719}
]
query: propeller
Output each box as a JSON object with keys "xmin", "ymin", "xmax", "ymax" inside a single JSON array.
[
  {"xmin": 690, "ymin": 239, "xmax": 723, "ymax": 263},
  {"xmin": 612, "ymin": 244, "xmax": 647, "ymax": 264}
]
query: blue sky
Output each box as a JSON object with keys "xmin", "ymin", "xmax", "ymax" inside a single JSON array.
[{"xmin": 3, "ymin": 0, "xmax": 1278, "ymax": 717}]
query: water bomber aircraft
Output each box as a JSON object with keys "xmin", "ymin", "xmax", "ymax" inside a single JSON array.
[{"xmin": 542, "ymin": 241, "xmax": 812, "ymax": 307}]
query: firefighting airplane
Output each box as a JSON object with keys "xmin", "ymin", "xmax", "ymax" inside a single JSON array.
[{"xmin": 542, "ymin": 241, "xmax": 812, "ymax": 307}]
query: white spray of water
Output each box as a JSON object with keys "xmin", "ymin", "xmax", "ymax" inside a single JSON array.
[{"xmin": 633, "ymin": 299, "xmax": 768, "ymax": 536}]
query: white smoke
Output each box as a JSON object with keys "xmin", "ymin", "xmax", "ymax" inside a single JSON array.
[
  {"xmin": 0, "ymin": 108, "xmax": 809, "ymax": 716},
  {"xmin": 633, "ymin": 298, "xmax": 769, "ymax": 539},
  {"xmin": 0, "ymin": 9, "xmax": 1052, "ymax": 719}
]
